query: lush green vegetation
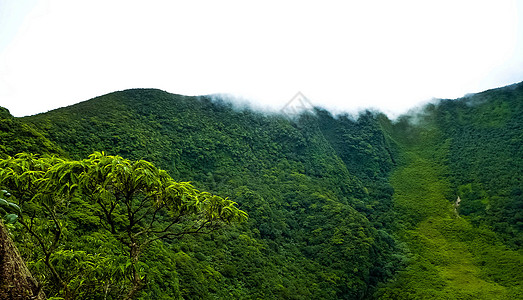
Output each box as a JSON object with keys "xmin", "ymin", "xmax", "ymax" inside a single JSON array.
[
  {"xmin": 0, "ymin": 107, "xmax": 63, "ymax": 158},
  {"xmin": 433, "ymin": 85, "xmax": 523, "ymax": 247},
  {"xmin": 375, "ymin": 106, "xmax": 523, "ymax": 299},
  {"xmin": 17, "ymin": 89, "xmax": 403, "ymax": 299},
  {"xmin": 0, "ymin": 82, "xmax": 521, "ymax": 299},
  {"xmin": 0, "ymin": 152, "xmax": 246, "ymax": 299}
]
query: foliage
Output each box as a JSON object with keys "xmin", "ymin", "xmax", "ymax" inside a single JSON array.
[
  {"xmin": 19, "ymin": 89, "xmax": 402, "ymax": 298},
  {"xmin": 375, "ymin": 87, "xmax": 523, "ymax": 298},
  {"xmin": 0, "ymin": 106, "xmax": 64, "ymax": 158},
  {"xmin": 0, "ymin": 152, "xmax": 245, "ymax": 299},
  {"xmin": 431, "ymin": 84, "xmax": 523, "ymax": 247},
  {"xmin": 1, "ymin": 82, "xmax": 519, "ymax": 298},
  {"xmin": 0, "ymin": 189, "xmax": 20, "ymax": 225}
]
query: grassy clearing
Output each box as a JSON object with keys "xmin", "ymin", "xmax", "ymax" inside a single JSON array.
[{"xmin": 377, "ymin": 125, "xmax": 522, "ymax": 299}]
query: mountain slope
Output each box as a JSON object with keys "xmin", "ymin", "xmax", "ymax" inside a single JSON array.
[
  {"xmin": 435, "ymin": 84, "xmax": 523, "ymax": 247},
  {"xmin": 376, "ymin": 105, "xmax": 523, "ymax": 298},
  {"xmin": 7, "ymin": 82, "xmax": 523, "ymax": 299},
  {"xmin": 0, "ymin": 106, "xmax": 63, "ymax": 157},
  {"xmin": 20, "ymin": 89, "xmax": 401, "ymax": 299}
]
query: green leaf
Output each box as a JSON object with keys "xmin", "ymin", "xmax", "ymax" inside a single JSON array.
[
  {"xmin": 5, "ymin": 213, "xmax": 18, "ymax": 224},
  {"xmin": 0, "ymin": 198, "xmax": 8, "ymax": 208},
  {"xmin": 7, "ymin": 202, "xmax": 21, "ymax": 214}
]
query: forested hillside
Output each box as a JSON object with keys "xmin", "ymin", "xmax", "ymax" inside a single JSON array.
[
  {"xmin": 0, "ymin": 82, "xmax": 521, "ymax": 299},
  {"xmin": 0, "ymin": 107, "xmax": 63, "ymax": 157},
  {"xmin": 376, "ymin": 85, "xmax": 523, "ymax": 298},
  {"xmin": 16, "ymin": 89, "xmax": 402, "ymax": 299}
]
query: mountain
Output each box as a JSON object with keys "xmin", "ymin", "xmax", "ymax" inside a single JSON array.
[
  {"xmin": 0, "ymin": 107, "xmax": 63, "ymax": 157},
  {"xmin": 375, "ymin": 83, "xmax": 523, "ymax": 299},
  {"xmin": 0, "ymin": 82, "xmax": 521, "ymax": 299}
]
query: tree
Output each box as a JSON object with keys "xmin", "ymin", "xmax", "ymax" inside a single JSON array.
[
  {"xmin": 0, "ymin": 154, "xmax": 71, "ymax": 297},
  {"xmin": 0, "ymin": 152, "xmax": 247, "ymax": 299},
  {"xmin": 73, "ymin": 152, "xmax": 248, "ymax": 299}
]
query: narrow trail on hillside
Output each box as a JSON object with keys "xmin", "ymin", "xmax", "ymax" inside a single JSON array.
[{"xmin": 454, "ymin": 196, "xmax": 461, "ymax": 217}]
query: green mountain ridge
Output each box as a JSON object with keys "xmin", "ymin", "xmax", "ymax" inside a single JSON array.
[{"xmin": 0, "ymin": 82, "xmax": 521, "ymax": 299}]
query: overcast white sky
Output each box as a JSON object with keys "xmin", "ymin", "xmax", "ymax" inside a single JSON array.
[{"xmin": 1, "ymin": 0, "xmax": 522, "ymax": 117}]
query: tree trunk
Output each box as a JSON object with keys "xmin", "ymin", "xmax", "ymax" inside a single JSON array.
[
  {"xmin": 123, "ymin": 243, "xmax": 144, "ymax": 300},
  {"xmin": 0, "ymin": 221, "xmax": 46, "ymax": 299}
]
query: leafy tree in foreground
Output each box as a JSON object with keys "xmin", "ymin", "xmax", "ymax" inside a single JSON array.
[
  {"xmin": 0, "ymin": 154, "xmax": 71, "ymax": 297},
  {"xmin": 0, "ymin": 152, "xmax": 247, "ymax": 299},
  {"xmin": 74, "ymin": 152, "xmax": 248, "ymax": 299}
]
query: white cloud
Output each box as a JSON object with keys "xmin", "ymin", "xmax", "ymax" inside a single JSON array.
[{"xmin": 0, "ymin": 0, "xmax": 521, "ymax": 117}]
